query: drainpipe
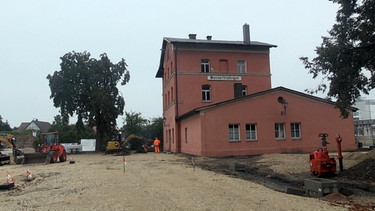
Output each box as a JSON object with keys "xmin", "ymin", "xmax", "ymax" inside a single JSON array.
[{"xmin": 174, "ymin": 45, "xmax": 180, "ymax": 153}]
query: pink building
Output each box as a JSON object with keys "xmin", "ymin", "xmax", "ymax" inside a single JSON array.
[{"xmin": 156, "ymin": 24, "xmax": 357, "ymax": 157}]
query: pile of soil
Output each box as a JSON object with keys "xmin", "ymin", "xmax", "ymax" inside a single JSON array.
[{"xmin": 337, "ymin": 150, "xmax": 375, "ymax": 184}]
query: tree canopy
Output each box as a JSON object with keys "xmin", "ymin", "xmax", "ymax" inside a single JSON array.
[
  {"xmin": 47, "ymin": 51, "xmax": 130, "ymax": 151},
  {"xmin": 0, "ymin": 115, "xmax": 12, "ymax": 131},
  {"xmin": 300, "ymin": 0, "xmax": 375, "ymax": 118}
]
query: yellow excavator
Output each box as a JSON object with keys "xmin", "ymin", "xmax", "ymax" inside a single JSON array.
[
  {"xmin": 105, "ymin": 134, "xmax": 149, "ymax": 154},
  {"xmin": 0, "ymin": 133, "xmax": 16, "ymax": 165}
]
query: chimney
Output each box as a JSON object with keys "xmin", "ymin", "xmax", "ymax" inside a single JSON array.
[
  {"xmin": 188, "ymin": 34, "xmax": 197, "ymax": 39},
  {"xmin": 206, "ymin": 35, "xmax": 212, "ymax": 40},
  {"xmin": 243, "ymin": 24, "xmax": 250, "ymax": 44}
]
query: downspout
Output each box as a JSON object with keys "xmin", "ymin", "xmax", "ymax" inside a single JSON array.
[{"xmin": 174, "ymin": 45, "xmax": 181, "ymax": 153}]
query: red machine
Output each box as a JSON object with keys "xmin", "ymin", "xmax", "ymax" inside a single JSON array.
[
  {"xmin": 309, "ymin": 133, "xmax": 336, "ymax": 176},
  {"xmin": 14, "ymin": 131, "xmax": 67, "ymax": 164},
  {"xmin": 39, "ymin": 132, "xmax": 67, "ymax": 163}
]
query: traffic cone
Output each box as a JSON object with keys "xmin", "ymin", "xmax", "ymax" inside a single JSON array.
[
  {"xmin": 26, "ymin": 170, "xmax": 33, "ymax": 181},
  {"xmin": 7, "ymin": 173, "xmax": 14, "ymax": 184}
]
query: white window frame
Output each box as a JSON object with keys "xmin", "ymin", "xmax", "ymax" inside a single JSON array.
[
  {"xmin": 275, "ymin": 123, "xmax": 286, "ymax": 140},
  {"xmin": 201, "ymin": 59, "xmax": 210, "ymax": 73},
  {"xmin": 237, "ymin": 60, "xmax": 246, "ymax": 74},
  {"xmin": 229, "ymin": 124, "xmax": 240, "ymax": 141},
  {"xmin": 202, "ymin": 85, "xmax": 211, "ymax": 102},
  {"xmin": 291, "ymin": 122, "xmax": 301, "ymax": 139},
  {"xmin": 242, "ymin": 85, "xmax": 247, "ymax": 96},
  {"xmin": 246, "ymin": 124, "xmax": 257, "ymax": 141}
]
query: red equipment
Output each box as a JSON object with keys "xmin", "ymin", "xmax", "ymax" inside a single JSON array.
[
  {"xmin": 309, "ymin": 133, "xmax": 336, "ymax": 177},
  {"xmin": 14, "ymin": 131, "xmax": 67, "ymax": 164},
  {"xmin": 39, "ymin": 132, "xmax": 67, "ymax": 163}
]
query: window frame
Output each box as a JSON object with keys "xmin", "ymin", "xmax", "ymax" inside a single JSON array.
[
  {"xmin": 275, "ymin": 123, "xmax": 286, "ymax": 140},
  {"xmin": 237, "ymin": 60, "xmax": 246, "ymax": 74},
  {"xmin": 201, "ymin": 85, "xmax": 211, "ymax": 102},
  {"xmin": 201, "ymin": 59, "xmax": 210, "ymax": 73},
  {"xmin": 245, "ymin": 123, "xmax": 257, "ymax": 141},
  {"xmin": 290, "ymin": 122, "xmax": 301, "ymax": 139},
  {"xmin": 228, "ymin": 124, "xmax": 240, "ymax": 142}
]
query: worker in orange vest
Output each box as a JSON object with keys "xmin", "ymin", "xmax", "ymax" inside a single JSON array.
[{"xmin": 153, "ymin": 137, "xmax": 160, "ymax": 153}]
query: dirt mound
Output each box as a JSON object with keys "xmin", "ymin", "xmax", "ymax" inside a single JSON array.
[{"xmin": 338, "ymin": 158, "xmax": 375, "ymax": 183}]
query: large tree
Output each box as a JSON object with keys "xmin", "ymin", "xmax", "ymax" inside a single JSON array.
[
  {"xmin": 47, "ymin": 51, "xmax": 130, "ymax": 151},
  {"xmin": 300, "ymin": 0, "xmax": 375, "ymax": 118}
]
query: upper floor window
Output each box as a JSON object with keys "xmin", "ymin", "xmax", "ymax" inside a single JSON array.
[
  {"xmin": 237, "ymin": 60, "xmax": 246, "ymax": 73},
  {"xmin": 275, "ymin": 123, "xmax": 286, "ymax": 140},
  {"xmin": 291, "ymin": 122, "xmax": 301, "ymax": 139},
  {"xmin": 246, "ymin": 124, "xmax": 257, "ymax": 141},
  {"xmin": 202, "ymin": 85, "xmax": 211, "ymax": 102},
  {"xmin": 229, "ymin": 124, "xmax": 240, "ymax": 141},
  {"xmin": 201, "ymin": 59, "xmax": 210, "ymax": 73}
]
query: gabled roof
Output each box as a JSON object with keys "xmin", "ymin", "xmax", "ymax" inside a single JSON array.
[
  {"xmin": 176, "ymin": 86, "xmax": 358, "ymax": 121},
  {"xmin": 156, "ymin": 37, "xmax": 277, "ymax": 78},
  {"xmin": 17, "ymin": 120, "xmax": 51, "ymax": 132}
]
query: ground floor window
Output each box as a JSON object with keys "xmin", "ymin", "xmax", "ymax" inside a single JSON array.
[
  {"xmin": 246, "ymin": 124, "xmax": 257, "ymax": 141},
  {"xmin": 290, "ymin": 122, "xmax": 301, "ymax": 139},
  {"xmin": 275, "ymin": 123, "xmax": 285, "ymax": 140},
  {"xmin": 228, "ymin": 124, "xmax": 240, "ymax": 141}
]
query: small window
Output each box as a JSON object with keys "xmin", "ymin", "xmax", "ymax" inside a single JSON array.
[
  {"xmin": 242, "ymin": 85, "xmax": 247, "ymax": 96},
  {"xmin": 291, "ymin": 123, "xmax": 301, "ymax": 139},
  {"xmin": 202, "ymin": 85, "xmax": 211, "ymax": 102},
  {"xmin": 237, "ymin": 60, "xmax": 246, "ymax": 73},
  {"xmin": 275, "ymin": 123, "xmax": 286, "ymax": 140},
  {"xmin": 246, "ymin": 124, "xmax": 257, "ymax": 141},
  {"xmin": 229, "ymin": 124, "xmax": 240, "ymax": 141},
  {"xmin": 201, "ymin": 59, "xmax": 210, "ymax": 73}
]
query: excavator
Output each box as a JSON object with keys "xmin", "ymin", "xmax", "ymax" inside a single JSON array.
[
  {"xmin": 105, "ymin": 134, "xmax": 150, "ymax": 154},
  {"xmin": 14, "ymin": 132, "xmax": 67, "ymax": 164},
  {"xmin": 0, "ymin": 133, "xmax": 15, "ymax": 165}
]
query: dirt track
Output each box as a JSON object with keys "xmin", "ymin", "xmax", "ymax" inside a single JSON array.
[{"xmin": 0, "ymin": 152, "xmax": 374, "ymax": 210}]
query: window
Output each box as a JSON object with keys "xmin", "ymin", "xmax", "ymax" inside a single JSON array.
[
  {"xmin": 246, "ymin": 124, "xmax": 257, "ymax": 141},
  {"xmin": 201, "ymin": 59, "xmax": 210, "ymax": 73},
  {"xmin": 185, "ymin": 127, "xmax": 188, "ymax": 143},
  {"xmin": 237, "ymin": 60, "xmax": 246, "ymax": 73},
  {"xmin": 229, "ymin": 124, "xmax": 240, "ymax": 141},
  {"xmin": 242, "ymin": 85, "xmax": 247, "ymax": 96},
  {"xmin": 291, "ymin": 123, "xmax": 301, "ymax": 139},
  {"xmin": 275, "ymin": 123, "xmax": 286, "ymax": 140},
  {"xmin": 202, "ymin": 85, "xmax": 211, "ymax": 101}
]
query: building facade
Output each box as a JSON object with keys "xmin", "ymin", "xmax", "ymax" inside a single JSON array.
[{"xmin": 156, "ymin": 24, "xmax": 357, "ymax": 157}]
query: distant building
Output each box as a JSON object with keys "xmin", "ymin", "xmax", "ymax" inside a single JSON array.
[
  {"xmin": 353, "ymin": 98, "xmax": 375, "ymax": 148},
  {"xmin": 17, "ymin": 119, "xmax": 51, "ymax": 133},
  {"xmin": 155, "ymin": 24, "xmax": 357, "ymax": 157}
]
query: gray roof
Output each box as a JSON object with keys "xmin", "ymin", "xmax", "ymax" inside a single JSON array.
[
  {"xmin": 156, "ymin": 37, "xmax": 277, "ymax": 78},
  {"xmin": 163, "ymin": 37, "xmax": 277, "ymax": 47}
]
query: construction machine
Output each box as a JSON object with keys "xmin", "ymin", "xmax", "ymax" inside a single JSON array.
[
  {"xmin": 0, "ymin": 133, "xmax": 16, "ymax": 165},
  {"xmin": 105, "ymin": 134, "xmax": 149, "ymax": 154},
  {"xmin": 14, "ymin": 132, "xmax": 67, "ymax": 164},
  {"xmin": 309, "ymin": 133, "xmax": 337, "ymax": 177}
]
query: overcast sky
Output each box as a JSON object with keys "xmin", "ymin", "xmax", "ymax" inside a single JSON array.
[{"xmin": 0, "ymin": 1, "xmax": 353, "ymax": 128}]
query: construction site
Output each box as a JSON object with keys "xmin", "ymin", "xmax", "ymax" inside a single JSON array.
[{"xmin": 0, "ymin": 131, "xmax": 374, "ymax": 210}]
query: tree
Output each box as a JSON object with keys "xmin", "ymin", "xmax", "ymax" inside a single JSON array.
[
  {"xmin": 47, "ymin": 51, "xmax": 130, "ymax": 151},
  {"xmin": 0, "ymin": 115, "xmax": 12, "ymax": 131},
  {"xmin": 122, "ymin": 111, "xmax": 148, "ymax": 137},
  {"xmin": 300, "ymin": 0, "xmax": 375, "ymax": 118}
]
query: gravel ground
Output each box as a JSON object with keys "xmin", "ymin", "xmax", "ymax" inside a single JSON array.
[{"xmin": 0, "ymin": 152, "xmax": 361, "ymax": 211}]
